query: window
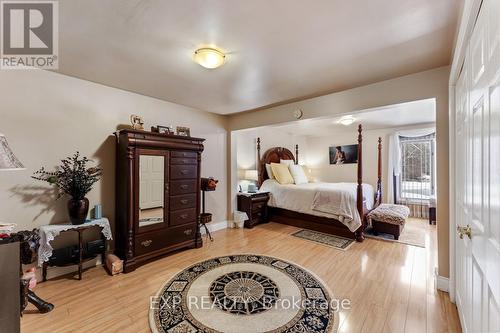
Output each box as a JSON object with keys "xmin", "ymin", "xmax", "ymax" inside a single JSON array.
[{"xmin": 398, "ymin": 133, "xmax": 436, "ymax": 203}]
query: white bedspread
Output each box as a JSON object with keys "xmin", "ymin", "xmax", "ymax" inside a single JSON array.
[{"xmin": 260, "ymin": 180, "xmax": 374, "ymax": 232}]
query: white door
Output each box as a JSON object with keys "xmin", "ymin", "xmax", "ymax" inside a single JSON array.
[
  {"xmin": 455, "ymin": 1, "xmax": 500, "ymax": 332},
  {"xmin": 139, "ymin": 155, "xmax": 165, "ymax": 209},
  {"xmin": 455, "ymin": 58, "xmax": 473, "ymax": 332}
]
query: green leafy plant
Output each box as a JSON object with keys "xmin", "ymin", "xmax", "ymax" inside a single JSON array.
[{"xmin": 32, "ymin": 152, "xmax": 102, "ymax": 200}]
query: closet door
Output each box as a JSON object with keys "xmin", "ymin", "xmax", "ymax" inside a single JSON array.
[{"xmin": 455, "ymin": 1, "xmax": 500, "ymax": 331}]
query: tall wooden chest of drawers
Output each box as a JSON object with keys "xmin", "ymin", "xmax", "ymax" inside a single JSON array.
[{"xmin": 115, "ymin": 129, "xmax": 204, "ymax": 272}]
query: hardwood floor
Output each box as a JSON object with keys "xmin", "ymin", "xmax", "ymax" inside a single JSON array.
[{"xmin": 21, "ymin": 219, "xmax": 462, "ymax": 332}]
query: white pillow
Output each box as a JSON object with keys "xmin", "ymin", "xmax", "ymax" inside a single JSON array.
[
  {"xmin": 280, "ymin": 159, "xmax": 294, "ymax": 167},
  {"xmin": 289, "ymin": 164, "xmax": 308, "ymax": 185},
  {"xmin": 265, "ymin": 163, "xmax": 275, "ymax": 180}
]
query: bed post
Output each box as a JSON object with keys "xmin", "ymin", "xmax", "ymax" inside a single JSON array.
[
  {"xmin": 376, "ymin": 137, "xmax": 383, "ymax": 205},
  {"xmin": 257, "ymin": 137, "xmax": 261, "ymax": 186},
  {"xmin": 295, "ymin": 144, "xmax": 299, "ymax": 165},
  {"xmin": 355, "ymin": 124, "xmax": 365, "ymax": 242}
]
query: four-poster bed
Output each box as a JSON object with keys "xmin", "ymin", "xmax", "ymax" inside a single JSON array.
[{"xmin": 256, "ymin": 124, "xmax": 382, "ymax": 242}]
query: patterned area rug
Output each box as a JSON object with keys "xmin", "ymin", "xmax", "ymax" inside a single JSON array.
[
  {"xmin": 292, "ymin": 230, "xmax": 354, "ymax": 251},
  {"xmin": 150, "ymin": 254, "xmax": 338, "ymax": 333}
]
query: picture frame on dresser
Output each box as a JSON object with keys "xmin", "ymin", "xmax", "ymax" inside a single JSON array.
[{"xmin": 114, "ymin": 129, "xmax": 205, "ymax": 272}]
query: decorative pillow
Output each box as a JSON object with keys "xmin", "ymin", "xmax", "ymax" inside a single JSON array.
[
  {"xmin": 271, "ymin": 163, "xmax": 294, "ymax": 185},
  {"xmin": 265, "ymin": 163, "xmax": 275, "ymax": 180},
  {"xmin": 289, "ymin": 164, "xmax": 308, "ymax": 185},
  {"xmin": 280, "ymin": 159, "xmax": 294, "ymax": 167}
]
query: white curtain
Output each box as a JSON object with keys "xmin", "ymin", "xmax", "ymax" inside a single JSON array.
[{"xmin": 386, "ymin": 127, "xmax": 435, "ymax": 204}]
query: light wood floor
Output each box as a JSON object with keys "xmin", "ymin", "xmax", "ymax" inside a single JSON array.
[{"xmin": 21, "ymin": 219, "xmax": 461, "ymax": 332}]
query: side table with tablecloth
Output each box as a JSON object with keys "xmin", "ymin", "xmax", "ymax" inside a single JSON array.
[{"xmin": 38, "ymin": 218, "xmax": 112, "ymax": 281}]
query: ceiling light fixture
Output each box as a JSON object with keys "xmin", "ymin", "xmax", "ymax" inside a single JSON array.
[
  {"xmin": 338, "ymin": 115, "xmax": 356, "ymax": 126},
  {"xmin": 193, "ymin": 47, "xmax": 225, "ymax": 69}
]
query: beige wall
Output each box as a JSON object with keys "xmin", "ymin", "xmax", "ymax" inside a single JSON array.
[
  {"xmin": 234, "ymin": 127, "xmax": 308, "ymax": 190},
  {"xmin": 304, "ymin": 123, "xmax": 436, "ymax": 202},
  {"xmin": 0, "ymin": 69, "xmax": 228, "ymax": 252},
  {"xmin": 227, "ymin": 66, "xmax": 451, "ymax": 277}
]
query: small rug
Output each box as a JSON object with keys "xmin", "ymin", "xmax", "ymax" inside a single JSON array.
[
  {"xmin": 363, "ymin": 219, "xmax": 426, "ymax": 248},
  {"xmin": 150, "ymin": 254, "xmax": 338, "ymax": 333},
  {"xmin": 292, "ymin": 230, "xmax": 354, "ymax": 251}
]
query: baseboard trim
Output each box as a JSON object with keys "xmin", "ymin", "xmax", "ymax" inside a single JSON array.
[
  {"xmin": 200, "ymin": 220, "xmax": 229, "ymax": 234},
  {"xmin": 435, "ymin": 267, "xmax": 450, "ymax": 292}
]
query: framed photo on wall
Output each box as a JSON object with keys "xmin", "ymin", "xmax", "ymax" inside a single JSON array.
[{"xmin": 329, "ymin": 144, "xmax": 358, "ymax": 164}]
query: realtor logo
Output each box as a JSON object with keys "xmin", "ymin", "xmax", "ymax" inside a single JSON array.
[{"xmin": 1, "ymin": 1, "xmax": 58, "ymax": 69}]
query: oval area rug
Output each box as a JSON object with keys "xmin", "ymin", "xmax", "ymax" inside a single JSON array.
[{"xmin": 149, "ymin": 254, "xmax": 338, "ymax": 333}]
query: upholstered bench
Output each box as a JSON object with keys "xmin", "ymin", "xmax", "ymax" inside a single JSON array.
[{"xmin": 367, "ymin": 204, "xmax": 410, "ymax": 240}]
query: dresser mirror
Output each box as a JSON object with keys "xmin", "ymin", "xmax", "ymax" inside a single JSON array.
[{"xmin": 138, "ymin": 154, "xmax": 165, "ymax": 228}]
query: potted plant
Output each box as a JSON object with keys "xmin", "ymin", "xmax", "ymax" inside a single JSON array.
[{"xmin": 32, "ymin": 152, "xmax": 102, "ymax": 225}]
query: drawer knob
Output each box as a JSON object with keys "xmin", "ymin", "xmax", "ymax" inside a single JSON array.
[
  {"xmin": 180, "ymin": 199, "xmax": 189, "ymax": 204},
  {"xmin": 184, "ymin": 229, "xmax": 192, "ymax": 235},
  {"xmin": 180, "ymin": 185, "xmax": 189, "ymax": 189},
  {"xmin": 180, "ymin": 214, "xmax": 188, "ymax": 219},
  {"xmin": 181, "ymin": 170, "xmax": 188, "ymax": 175},
  {"xmin": 141, "ymin": 240, "xmax": 152, "ymax": 247}
]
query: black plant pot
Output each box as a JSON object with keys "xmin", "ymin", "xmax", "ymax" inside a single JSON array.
[{"xmin": 67, "ymin": 197, "xmax": 89, "ymax": 225}]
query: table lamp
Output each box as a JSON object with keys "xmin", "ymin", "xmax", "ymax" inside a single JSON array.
[{"xmin": 244, "ymin": 169, "xmax": 258, "ymax": 193}]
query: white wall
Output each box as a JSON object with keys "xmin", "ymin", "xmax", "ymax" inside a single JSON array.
[
  {"xmin": 303, "ymin": 124, "xmax": 436, "ymax": 202},
  {"xmin": 0, "ymin": 69, "xmax": 228, "ymax": 251},
  {"xmin": 234, "ymin": 127, "xmax": 307, "ymax": 190}
]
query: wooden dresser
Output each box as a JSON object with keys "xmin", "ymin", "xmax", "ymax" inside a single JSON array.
[{"xmin": 115, "ymin": 129, "xmax": 204, "ymax": 272}]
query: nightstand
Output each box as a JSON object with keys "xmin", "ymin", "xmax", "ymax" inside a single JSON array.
[{"xmin": 237, "ymin": 192, "xmax": 270, "ymax": 228}]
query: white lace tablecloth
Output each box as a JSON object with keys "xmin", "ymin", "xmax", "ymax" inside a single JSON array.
[{"xmin": 37, "ymin": 218, "xmax": 113, "ymax": 266}]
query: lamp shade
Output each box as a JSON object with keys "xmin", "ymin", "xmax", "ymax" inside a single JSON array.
[
  {"xmin": 0, "ymin": 133, "xmax": 25, "ymax": 170},
  {"xmin": 244, "ymin": 169, "xmax": 258, "ymax": 181},
  {"xmin": 193, "ymin": 48, "xmax": 225, "ymax": 69}
]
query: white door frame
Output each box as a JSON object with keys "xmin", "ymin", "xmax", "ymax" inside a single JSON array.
[{"xmin": 448, "ymin": 0, "xmax": 483, "ymax": 304}]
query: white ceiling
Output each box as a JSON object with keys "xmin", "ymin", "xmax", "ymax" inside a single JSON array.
[
  {"xmin": 57, "ymin": 0, "xmax": 461, "ymax": 114},
  {"xmin": 268, "ymin": 98, "xmax": 436, "ymax": 137}
]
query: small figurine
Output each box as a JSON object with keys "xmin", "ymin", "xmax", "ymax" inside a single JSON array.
[
  {"xmin": 130, "ymin": 114, "xmax": 145, "ymax": 130},
  {"xmin": 201, "ymin": 177, "xmax": 218, "ymax": 191},
  {"xmin": 207, "ymin": 178, "xmax": 218, "ymax": 190}
]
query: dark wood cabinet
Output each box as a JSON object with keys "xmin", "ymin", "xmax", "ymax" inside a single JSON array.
[
  {"xmin": 0, "ymin": 242, "xmax": 20, "ymax": 333},
  {"xmin": 237, "ymin": 192, "xmax": 270, "ymax": 228},
  {"xmin": 115, "ymin": 129, "xmax": 204, "ymax": 272}
]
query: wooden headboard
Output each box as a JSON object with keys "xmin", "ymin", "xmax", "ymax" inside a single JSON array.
[{"xmin": 257, "ymin": 142, "xmax": 296, "ymax": 186}]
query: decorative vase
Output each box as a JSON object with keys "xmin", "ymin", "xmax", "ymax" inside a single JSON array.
[{"xmin": 67, "ymin": 197, "xmax": 89, "ymax": 225}]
